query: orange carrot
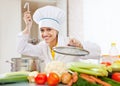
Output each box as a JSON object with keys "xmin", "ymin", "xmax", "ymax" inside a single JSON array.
[
  {"xmin": 80, "ymin": 73, "xmax": 92, "ymax": 78},
  {"xmin": 89, "ymin": 76, "xmax": 111, "ymax": 86},
  {"xmin": 80, "ymin": 73, "xmax": 96, "ymax": 83}
]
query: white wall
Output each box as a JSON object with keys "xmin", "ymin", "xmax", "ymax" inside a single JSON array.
[
  {"xmin": 0, "ymin": 0, "xmax": 83, "ymax": 59},
  {"xmin": 0, "ymin": 0, "xmax": 21, "ymax": 58},
  {"xmin": 69, "ymin": 0, "xmax": 83, "ymax": 41},
  {"xmin": 57, "ymin": 0, "xmax": 67, "ymax": 37},
  {"xmin": 83, "ymin": 0, "xmax": 120, "ymax": 54},
  {"xmin": 0, "ymin": 0, "xmax": 21, "ymax": 73}
]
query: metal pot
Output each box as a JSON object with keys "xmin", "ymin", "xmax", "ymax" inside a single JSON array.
[{"xmin": 8, "ymin": 57, "xmax": 43, "ymax": 72}]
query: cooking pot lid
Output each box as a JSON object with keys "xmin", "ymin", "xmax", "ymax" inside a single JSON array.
[{"xmin": 53, "ymin": 46, "xmax": 89, "ymax": 56}]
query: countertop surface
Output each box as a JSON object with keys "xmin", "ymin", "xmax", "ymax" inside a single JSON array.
[
  {"xmin": 0, "ymin": 82, "xmax": 32, "ymax": 86},
  {"xmin": 0, "ymin": 82, "xmax": 67, "ymax": 86}
]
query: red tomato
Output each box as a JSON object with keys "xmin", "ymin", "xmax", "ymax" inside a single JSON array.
[
  {"xmin": 101, "ymin": 62, "xmax": 111, "ymax": 66},
  {"xmin": 112, "ymin": 72, "xmax": 120, "ymax": 82},
  {"xmin": 47, "ymin": 72, "xmax": 60, "ymax": 86},
  {"xmin": 35, "ymin": 73, "xmax": 47, "ymax": 84}
]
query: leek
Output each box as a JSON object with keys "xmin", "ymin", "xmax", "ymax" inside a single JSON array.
[{"xmin": 0, "ymin": 71, "xmax": 29, "ymax": 84}]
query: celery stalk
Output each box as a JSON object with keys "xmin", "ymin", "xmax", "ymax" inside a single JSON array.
[
  {"xmin": 69, "ymin": 66, "xmax": 107, "ymax": 76},
  {"xmin": 68, "ymin": 62, "xmax": 106, "ymax": 69},
  {"xmin": 67, "ymin": 62, "xmax": 111, "ymax": 76}
]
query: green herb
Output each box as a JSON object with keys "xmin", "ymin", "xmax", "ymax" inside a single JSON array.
[{"xmin": 100, "ymin": 77, "xmax": 120, "ymax": 86}]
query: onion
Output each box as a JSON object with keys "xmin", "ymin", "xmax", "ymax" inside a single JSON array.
[
  {"xmin": 111, "ymin": 63, "xmax": 120, "ymax": 71},
  {"xmin": 61, "ymin": 72, "xmax": 72, "ymax": 84}
]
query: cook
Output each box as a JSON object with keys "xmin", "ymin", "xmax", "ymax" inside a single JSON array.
[{"xmin": 17, "ymin": 5, "xmax": 101, "ymax": 65}]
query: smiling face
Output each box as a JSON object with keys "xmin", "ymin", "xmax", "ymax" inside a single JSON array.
[{"xmin": 40, "ymin": 27, "xmax": 58, "ymax": 47}]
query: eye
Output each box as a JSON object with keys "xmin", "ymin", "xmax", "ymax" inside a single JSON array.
[
  {"xmin": 40, "ymin": 29, "xmax": 44, "ymax": 32},
  {"xmin": 47, "ymin": 28, "xmax": 52, "ymax": 31}
]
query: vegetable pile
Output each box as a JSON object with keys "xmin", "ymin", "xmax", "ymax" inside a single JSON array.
[
  {"xmin": 67, "ymin": 62, "xmax": 112, "ymax": 76},
  {"xmin": 1, "ymin": 61, "xmax": 120, "ymax": 86},
  {"xmin": 32, "ymin": 61, "xmax": 120, "ymax": 86},
  {"xmin": 66, "ymin": 61, "xmax": 120, "ymax": 86}
]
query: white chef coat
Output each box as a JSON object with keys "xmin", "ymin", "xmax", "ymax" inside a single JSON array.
[{"xmin": 17, "ymin": 32, "xmax": 101, "ymax": 65}]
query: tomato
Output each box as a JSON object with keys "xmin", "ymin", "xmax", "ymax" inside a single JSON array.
[
  {"xmin": 34, "ymin": 73, "xmax": 47, "ymax": 84},
  {"xmin": 112, "ymin": 72, "xmax": 120, "ymax": 82},
  {"xmin": 47, "ymin": 72, "xmax": 60, "ymax": 86},
  {"xmin": 101, "ymin": 62, "xmax": 111, "ymax": 66}
]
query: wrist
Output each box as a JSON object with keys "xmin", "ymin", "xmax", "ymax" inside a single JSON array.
[{"xmin": 23, "ymin": 26, "xmax": 30, "ymax": 34}]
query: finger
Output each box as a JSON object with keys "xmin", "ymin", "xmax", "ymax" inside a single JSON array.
[
  {"xmin": 24, "ymin": 11, "xmax": 30, "ymax": 15},
  {"xmin": 27, "ymin": 17, "xmax": 31, "ymax": 21},
  {"xmin": 72, "ymin": 39, "xmax": 76, "ymax": 44},
  {"xmin": 68, "ymin": 39, "xmax": 83, "ymax": 48},
  {"xmin": 67, "ymin": 39, "xmax": 75, "ymax": 46},
  {"xmin": 24, "ymin": 14, "xmax": 31, "ymax": 18},
  {"xmin": 23, "ymin": 14, "xmax": 32, "ymax": 21},
  {"xmin": 69, "ymin": 39, "xmax": 75, "ymax": 44},
  {"xmin": 24, "ymin": 12, "xmax": 31, "ymax": 19}
]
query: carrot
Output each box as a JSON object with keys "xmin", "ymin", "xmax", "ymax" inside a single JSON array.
[
  {"xmin": 80, "ymin": 73, "xmax": 96, "ymax": 83},
  {"xmin": 80, "ymin": 73, "xmax": 92, "ymax": 78},
  {"xmin": 89, "ymin": 76, "xmax": 112, "ymax": 86}
]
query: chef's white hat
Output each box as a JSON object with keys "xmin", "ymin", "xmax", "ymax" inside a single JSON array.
[{"xmin": 33, "ymin": 5, "xmax": 65, "ymax": 32}]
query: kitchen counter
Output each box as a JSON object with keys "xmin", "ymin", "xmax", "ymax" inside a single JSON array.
[
  {"xmin": 5, "ymin": 82, "xmax": 59, "ymax": 86},
  {"xmin": 0, "ymin": 82, "xmax": 67, "ymax": 86},
  {"xmin": 0, "ymin": 82, "xmax": 31, "ymax": 86}
]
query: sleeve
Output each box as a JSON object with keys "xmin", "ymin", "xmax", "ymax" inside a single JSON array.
[
  {"xmin": 17, "ymin": 32, "xmax": 42, "ymax": 57},
  {"xmin": 82, "ymin": 41, "xmax": 101, "ymax": 57}
]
